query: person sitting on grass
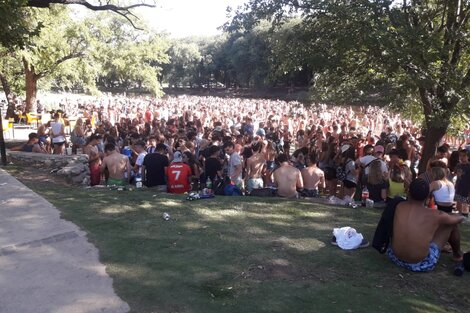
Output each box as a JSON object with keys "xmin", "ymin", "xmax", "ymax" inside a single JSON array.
[
  {"xmin": 429, "ymin": 167, "xmax": 455, "ymax": 214},
  {"xmin": 300, "ymin": 152, "xmax": 325, "ymax": 197},
  {"xmin": 10, "ymin": 132, "xmax": 47, "ymax": 154},
  {"xmin": 366, "ymin": 159, "xmax": 389, "ymax": 203},
  {"xmin": 166, "ymin": 151, "xmax": 192, "ymax": 194},
  {"xmin": 101, "ymin": 142, "xmax": 131, "ymax": 186},
  {"xmin": 387, "ymin": 179, "xmax": 464, "ymax": 272},
  {"xmin": 272, "ymin": 153, "xmax": 303, "ymax": 198}
]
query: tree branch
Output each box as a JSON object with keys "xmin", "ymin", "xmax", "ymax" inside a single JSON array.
[
  {"xmin": 27, "ymin": 0, "xmax": 155, "ymax": 11},
  {"xmin": 27, "ymin": 0, "xmax": 155, "ymax": 30},
  {"xmin": 37, "ymin": 52, "xmax": 85, "ymax": 78}
]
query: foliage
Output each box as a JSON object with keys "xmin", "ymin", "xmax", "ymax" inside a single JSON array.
[
  {"xmin": 0, "ymin": 0, "xmax": 42, "ymax": 49},
  {"xmin": 229, "ymin": 1, "xmax": 470, "ymax": 129},
  {"xmin": 162, "ymin": 39, "xmax": 202, "ymax": 88},
  {"xmin": 0, "ymin": 6, "xmax": 169, "ymax": 100},
  {"xmin": 94, "ymin": 16, "xmax": 169, "ymax": 96}
]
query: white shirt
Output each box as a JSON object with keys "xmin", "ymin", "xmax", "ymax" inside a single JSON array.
[
  {"xmin": 228, "ymin": 152, "xmax": 242, "ymax": 182},
  {"xmin": 135, "ymin": 151, "xmax": 147, "ymax": 174}
]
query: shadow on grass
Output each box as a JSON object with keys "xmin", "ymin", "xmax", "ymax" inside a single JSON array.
[{"xmin": 6, "ymin": 166, "xmax": 470, "ymax": 313}]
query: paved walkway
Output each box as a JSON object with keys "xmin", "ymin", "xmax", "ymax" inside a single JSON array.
[{"xmin": 0, "ymin": 169, "xmax": 129, "ymax": 313}]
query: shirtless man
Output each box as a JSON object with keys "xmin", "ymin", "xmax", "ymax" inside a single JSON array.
[
  {"xmin": 83, "ymin": 134, "xmax": 102, "ymax": 186},
  {"xmin": 246, "ymin": 141, "xmax": 266, "ymax": 193},
  {"xmin": 301, "ymin": 153, "xmax": 325, "ymax": 197},
  {"xmin": 101, "ymin": 143, "xmax": 131, "ymax": 186},
  {"xmin": 388, "ymin": 179, "xmax": 464, "ymax": 272},
  {"xmin": 273, "ymin": 153, "xmax": 303, "ymax": 198}
]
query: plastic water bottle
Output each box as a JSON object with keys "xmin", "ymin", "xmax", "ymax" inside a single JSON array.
[
  {"xmin": 162, "ymin": 212, "xmax": 171, "ymax": 221},
  {"xmin": 361, "ymin": 186, "xmax": 369, "ymax": 207},
  {"xmin": 135, "ymin": 174, "xmax": 142, "ymax": 188},
  {"xmin": 206, "ymin": 177, "xmax": 212, "ymax": 189}
]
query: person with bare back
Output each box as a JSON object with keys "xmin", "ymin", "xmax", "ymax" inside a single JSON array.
[
  {"xmin": 246, "ymin": 141, "xmax": 266, "ymax": 193},
  {"xmin": 387, "ymin": 179, "xmax": 464, "ymax": 272},
  {"xmin": 301, "ymin": 152, "xmax": 325, "ymax": 197},
  {"xmin": 273, "ymin": 153, "xmax": 303, "ymax": 198},
  {"xmin": 101, "ymin": 142, "xmax": 131, "ymax": 186}
]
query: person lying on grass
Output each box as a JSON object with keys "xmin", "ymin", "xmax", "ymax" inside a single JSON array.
[
  {"xmin": 10, "ymin": 132, "xmax": 47, "ymax": 154},
  {"xmin": 387, "ymin": 179, "xmax": 464, "ymax": 272}
]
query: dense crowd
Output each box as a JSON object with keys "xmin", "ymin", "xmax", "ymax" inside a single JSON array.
[
  {"xmin": 7, "ymin": 93, "xmax": 470, "ymax": 273},
  {"xmin": 9, "ymin": 95, "xmax": 470, "ymax": 205}
]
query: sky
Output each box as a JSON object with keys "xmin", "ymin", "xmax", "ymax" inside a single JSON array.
[{"xmin": 138, "ymin": 0, "xmax": 249, "ymax": 37}]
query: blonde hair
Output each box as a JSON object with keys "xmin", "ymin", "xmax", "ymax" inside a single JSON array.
[
  {"xmin": 390, "ymin": 165, "xmax": 404, "ymax": 183},
  {"xmin": 368, "ymin": 160, "xmax": 384, "ymax": 185}
]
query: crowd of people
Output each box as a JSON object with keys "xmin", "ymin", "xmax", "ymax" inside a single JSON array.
[{"xmin": 7, "ymin": 93, "xmax": 470, "ymax": 273}]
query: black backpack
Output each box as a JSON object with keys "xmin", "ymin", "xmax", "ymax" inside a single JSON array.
[
  {"xmin": 336, "ymin": 160, "xmax": 352, "ymax": 181},
  {"xmin": 372, "ymin": 197, "xmax": 406, "ymax": 253}
]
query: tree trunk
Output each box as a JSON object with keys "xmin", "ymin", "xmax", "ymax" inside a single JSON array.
[
  {"xmin": 23, "ymin": 57, "xmax": 39, "ymax": 113},
  {"xmin": 0, "ymin": 72, "xmax": 11, "ymax": 100},
  {"xmin": 418, "ymin": 125, "xmax": 447, "ymax": 175}
]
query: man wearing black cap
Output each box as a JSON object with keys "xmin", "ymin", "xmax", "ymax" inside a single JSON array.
[{"xmin": 387, "ymin": 179, "xmax": 465, "ymax": 272}]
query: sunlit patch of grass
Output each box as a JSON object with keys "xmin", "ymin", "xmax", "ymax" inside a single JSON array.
[
  {"xmin": 6, "ymin": 165, "xmax": 470, "ymax": 313},
  {"xmin": 101, "ymin": 205, "xmax": 137, "ymax": 214}
]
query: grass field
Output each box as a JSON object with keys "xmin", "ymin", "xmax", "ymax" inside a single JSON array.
[{"xmin": 6, "ymin": 166, "xmax": 470, "ymax": 313}]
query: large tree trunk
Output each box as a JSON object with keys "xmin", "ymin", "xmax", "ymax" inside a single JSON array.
[
  {"xmin": 0, "ymin": 72, "xmax": 11, "ymax": 100},
  {"xmin": 23, "ymin": 57, "xmax": 39, "ymax": 113},
  {"xmin": 418, "ymin": 125, "xmax": 447, "ymax": 175}
]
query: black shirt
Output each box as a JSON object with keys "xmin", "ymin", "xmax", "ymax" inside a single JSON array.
[
  {"xmin": 366, "ymin": 181, "xmax": 390, "ymax": 202},
  {"xmin": 143, "ymin": 153, "xmax": 169, "ymax": 187},
  {"xmin": 205, "ymin": 157, "xmax": 222, "ymax": 181}
]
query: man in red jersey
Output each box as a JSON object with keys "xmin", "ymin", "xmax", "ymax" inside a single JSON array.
[{"xmin": 166, "ymin": 151, "xmax": 192, "ymax": 194}]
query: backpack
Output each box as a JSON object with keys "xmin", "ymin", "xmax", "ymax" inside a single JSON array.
[
  {"xmin": 372, "ymin": 197, "xmax": 406, "ymax": 253},
  {"xmin": 336, "ymin": 160, "xmax": 352, "ymax": 181}
]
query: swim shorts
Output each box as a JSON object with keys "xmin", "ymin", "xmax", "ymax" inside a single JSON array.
[
  {"xmin": 386, "ymin": 242, "xmax": 440, "ymax": 272},
  {"xmin": 107, "ymin": 178, "xmax": 126, "ymax": 186},
  {"xmin": 247, "ymin": 177, "xmax": 264, "ymax": 193}
]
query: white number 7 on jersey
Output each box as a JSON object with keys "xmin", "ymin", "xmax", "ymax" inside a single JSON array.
[{"xmin": 172, "ymin": 170, "xmax": 181, "ymax": 180}]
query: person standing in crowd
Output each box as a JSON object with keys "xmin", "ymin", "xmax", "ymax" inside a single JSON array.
[
  {"xmin": 83, "ymin": 134, "xmax": 103, "ymax": 186},
  {"xmin": 224, "ymin": 142, "xmax": 243, "ymax": 190},
  {"xmin": 71, "ymin": 117, "xmax": 86, "ymax": 153},
  {"xmin": 454, "ymin": 149, "xmax": 470, "ymax": 217},
  {"xmin": 339, "ymin": 145, "xmax": 358, "ymax": 201},
  {"xmin": 50, "ymin": 112, "xmax": 66, "ymax": 155}
]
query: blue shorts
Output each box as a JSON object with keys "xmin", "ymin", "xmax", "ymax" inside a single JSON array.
[{"xmin": 387, "ymin": 242, "xmax": 440, "ymax": 272}]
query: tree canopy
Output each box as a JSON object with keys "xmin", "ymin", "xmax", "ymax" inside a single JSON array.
[{"xmin": 228, "ymin": 0, "xmax": 470, "ymax": 172}]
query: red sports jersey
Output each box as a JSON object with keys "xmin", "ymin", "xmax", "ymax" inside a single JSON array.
[{"xmin": 166, "ymin": 162, "xmax": 192, "ymax": 194}]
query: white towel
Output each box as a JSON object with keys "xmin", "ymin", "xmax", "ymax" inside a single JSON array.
[{"xmin": 333, "ymin": 227, "xmax": 364, "ymax": 250}]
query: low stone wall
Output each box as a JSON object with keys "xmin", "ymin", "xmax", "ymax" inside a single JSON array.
[{"xmin": 7, "ymin": 151, "xmax": 90, "ymax": 185}]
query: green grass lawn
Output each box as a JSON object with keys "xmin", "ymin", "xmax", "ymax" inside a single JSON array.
[{"xmin": 6, "ymin": 166, "xmax": 470, "ymax": 313}]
